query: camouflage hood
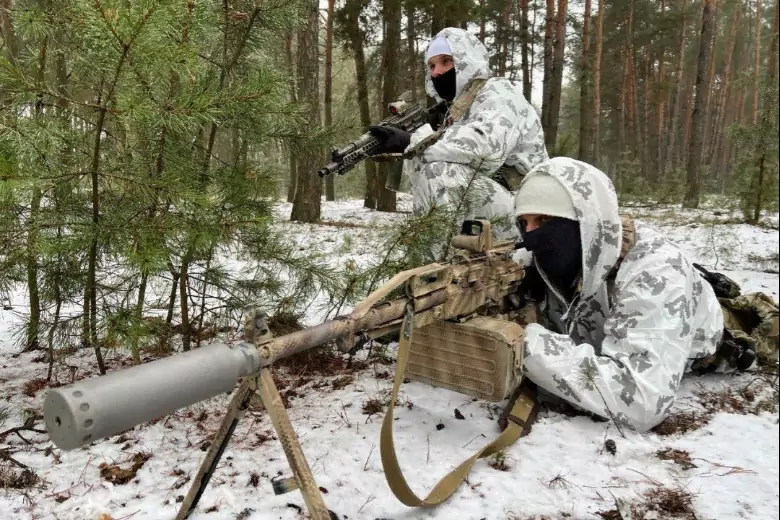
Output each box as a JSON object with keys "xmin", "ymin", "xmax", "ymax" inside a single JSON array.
[
  {"xmin": 519, "ymin": 157, "xmax": 724, "ymax": 432},
  {"xmin": 424, "ymin": 28, "xmax": 492, "ymax": 102},
  {"xmin": 519, "ymin": 157, "xmax": 622, "ymax": 311}
]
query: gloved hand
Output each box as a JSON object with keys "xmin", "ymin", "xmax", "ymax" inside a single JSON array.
[
  {"xmin": 426, "ymin": 101, "xmax": 450, "ymax": 131},
  {"xmin": 368, "ymin": 124, "xmax": 412, "ymax": 155}
]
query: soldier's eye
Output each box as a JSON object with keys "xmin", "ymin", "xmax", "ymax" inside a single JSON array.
[{"xmin": 515, "ymin": 216, "xmax": 527, "ymax": 232}]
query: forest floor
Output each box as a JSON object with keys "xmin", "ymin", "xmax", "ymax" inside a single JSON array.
[{"xmin": 1, "ymin": 194, "xmax": 778, "ymax": 520}]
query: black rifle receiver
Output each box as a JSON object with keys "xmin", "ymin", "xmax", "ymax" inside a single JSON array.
[{"xmin": 317, "ymin": 93, "xmax": 446, "ymax": 178}]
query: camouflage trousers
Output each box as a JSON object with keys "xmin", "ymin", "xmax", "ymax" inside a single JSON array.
[
  {"xmin": 691, "ymin": 292, "xmax": 779, "ymax": 372},
  {"xmin": 411, "ymin": 175, "xmax": 519, "ymax": 245},
  {"xmin": 720, "ymin": 292, "xmax": 779, "ymax": 365}
]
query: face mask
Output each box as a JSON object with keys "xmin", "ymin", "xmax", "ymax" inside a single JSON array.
[
  {"xmin": 431, "ymin": 67, "xmax": 456, "ymax": 101},
  {"xmin": 519, "ymin": 217, "xmax": 582, "ymax": 296}
]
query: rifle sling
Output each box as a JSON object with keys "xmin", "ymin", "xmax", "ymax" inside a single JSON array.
[{"xmin": 380, "ymin": 305, "xmax": 536, "ymax": 507}]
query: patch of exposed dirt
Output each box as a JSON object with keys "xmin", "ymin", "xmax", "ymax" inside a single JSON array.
[
  {"xmin": 331, "ymin": 375, "xmax": 354, "ymax": 390},
  {"xmin": 361, "ymin": 390, "xmax": 413, "ymax": 416},
  {"xmin": 695, "ymin": 384, "xmax": 778, "ymax": 416},
  {"xmin": 630, "ymin": 485, "xmax": 698, "ymax": 520},
  {"xmin": 98, "ymin": 452, "xmax": 152, "ymax": 485},
  {"xmin": 656, "ymin": 448, "xmax": 698, "ymax": 470},
  {"xmin": 22, "ymin": 378, "xmax": 48, "ymax": 397},
  {"xmin": 651, "ymin": 412, "xmax": 711, "ymax": 436},
  {"xmin": 0, "ymin": 466, "xmax": 40, "ymax": 489},
  {"xmin": 488, "ymin": 451, "xmax": 511, "ymax": 471}
]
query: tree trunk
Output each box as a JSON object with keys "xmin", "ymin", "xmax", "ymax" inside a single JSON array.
[
  {"xmin": 642, "ymin": 49, "xmax": 651, "ymax": 176},
  {"xmin": 344, "ymin": 0, "xmax": 377, "ymax": 209},
  {"xmin": 618, "ymin": 47, "xmax": 629, "ymax": 162},
  {"xmin": 683, "ymin": 0, "xmax": 715, "ymax": 208},
  {"xmin": 592, "ymin": 0, "xmax": 604, "ymax": 165},
  {"xmin": 83, "ymin": 31, "xmax": 135, "ymax": 371},
  {"xmin": 0, "ymin": 0, "xmax": 19, "ymax": 65},
  {"xmin": 324, "ymin": 0, "xmax": 335, "ymax": 201},
  {"xmin": 752, "ymin": 0, "xmax": 763, "ymax": 125},
  {"xmin": 579, "ymin": 0, "xmax": 592, "ymax": 162},
  {"xmin": 284, "ymin": 31, "xmax": 297, "ymax": 202},
  {"xmin": 131, "ymin": 273, "xmax": 148, "ymax": 362},
  {"xmin": 179, "ymin": 259, "xmax": 191, "ymax": 351},
  {"xmin": 376, "ymin": 0, "xmax": 401, "ymax": 212},
  {"xmin": 290, "ymin": 0, "xmax": 323, "ymax": 222},
  {"xmin": 499, "ymin": 0, "xmax": 513, "ymax": 76},
  {"xmin": 668, "ymin": 0, "xmax": 688, "ymax": 173},
  {"xmin": 749, "ymin": 0, "xmax": 777, "ymax": 223},
  {"xmin": 709, "ymin": 3, "xmax": 741, "ymax": 175},
  {"xmin": 479, "ymin": 0, "xmax": 486, "ymax": 42},
  {"xmin": 406, "ymin": 3, "xmax": 418, "ymax": 101},
  {"xmin": 626, "ymin": 4, "xmax": 637, "ymax": 162},
  {"xmin": 24, "ymin": 37, "xmax": 47, "ymax": 353},
  {"xmin": 701, "ymin": 0, "xmax": 719, "ymax": 171},
  {"xmin": 542, "ymin": 0, "xmax": 555, "ymax": 135},
  {"xmin": 520, "ymin": 0, "xmax": 531, "ymax": 102},
  {"xmin": 681, "ymin": 75, "xmax": 694, "ymax": 172},
  {"xmin": 546, "ymin": 0, "xmax": 568, "ymax": 151},
  {"xmin": 655, "ymin": 1, "xmax": 667, "ymax": 180}
]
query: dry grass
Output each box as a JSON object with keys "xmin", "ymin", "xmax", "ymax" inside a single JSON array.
[
  {"xmin": 695, "ymin": 384, "xmax": 778, "ymax": 416},
  {"xmin": 630, "ymin": 485, "xmax": 698, "ymax": 520},
  {"xmin": 98, "ymin": 452, "xmax": 152, "ymax": 485},
  {"xmin": 0, "ymin": 466, "xmax": 40, "ymax": 489},
  {"xmin": 651, "ymin": 412, "xmax": 710, "ymax": 436},
  {"xmin": 21, "ymin": 378, "xmax": 48, "ymax": 398},
  {"xmin": 656, "ymin": 448, "xmax": 698, "ymax": 470},
  {"xmin": 488, "ymin": 450, "xmax": 511, "ymax": 471},
  {"xmin": 331, "ymin": 375, "xmax": 354, "ymax": 390},
  {"xmin": 361, "ymin": 390, "xmax": 413, "ymax": 416}
]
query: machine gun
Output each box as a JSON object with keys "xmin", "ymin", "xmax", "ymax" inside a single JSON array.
[
  {"xmin": 43, "ymin": 220, "xmax": 538, "ymax": 520},
  {"xmin": 316, "ymin": 91, "xmax": 446, "ymax": 180}
]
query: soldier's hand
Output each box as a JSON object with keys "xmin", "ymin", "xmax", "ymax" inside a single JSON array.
[
  {"xmin": 368, "ymin": 124, "xmax": 412, "ymax": 155},
  {"xmin": 426, "ymin": 101, "xmax": 450, "ymax": 131}
]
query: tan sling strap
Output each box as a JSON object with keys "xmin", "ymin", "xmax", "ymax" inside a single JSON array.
[{"xmin": 380, "ymin": 305, "xmax": 537, "ymax": 507}]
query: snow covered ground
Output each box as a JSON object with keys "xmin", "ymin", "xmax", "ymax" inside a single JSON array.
[{"xmin": 1, "ymin": 196, "xmax": 778, "ymax": 520}]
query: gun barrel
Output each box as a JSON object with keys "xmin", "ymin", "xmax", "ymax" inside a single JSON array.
[
  {"xmin": 44, "ymin": 342, "xmax": 261, "ymax": 451},
  {"xmin": 317, "ymin": 161, "xmax": 342, "ymax": 177}
]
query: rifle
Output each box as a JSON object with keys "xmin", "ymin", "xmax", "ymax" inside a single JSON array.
[
  {"xmin": 316, "ymin": 91, "xmax": 446, "ymax": 180},
  {"xmin": 43, "ymin": 220, "xmax": 538, "ymax": 520}
]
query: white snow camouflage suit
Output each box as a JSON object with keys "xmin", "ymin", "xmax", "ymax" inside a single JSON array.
[
  {"xmin": 519, "ymin": 157, "xmax": 724, "ymax": 432},
  {"xmin": 403, "ymin": 28, "xmax": 549, "ymax": 241}
]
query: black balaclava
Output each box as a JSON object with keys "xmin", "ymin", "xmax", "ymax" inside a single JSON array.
[
  {"xmin": 431, "ymin": 67, "xmax": 457, "ymax": 102},
  {"xmin": 519, "ymin": 217, "xmax": 583, "ymax": 300}
]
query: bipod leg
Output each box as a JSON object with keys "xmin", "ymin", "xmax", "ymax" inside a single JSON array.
[
  {"xmin": 254, "ymin": 367, "xmax": 334, "ymax": 520},
  {"xmin": 176, "ymin": 378, "xmax": 254, "ymax": 520}
]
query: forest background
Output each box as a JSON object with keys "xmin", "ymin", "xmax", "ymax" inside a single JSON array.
[{"xmin": 0, "ymin": 0, "xmax": 778, "ymax": 375}]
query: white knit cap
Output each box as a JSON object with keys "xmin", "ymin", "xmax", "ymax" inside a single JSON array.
[
  {"xmin": 514, "ymin": 174, "xmax": 578, "ymax": 220},
  {"xmin": 426, "ymin": 35, "xmax": 452, "ymax": 61}
]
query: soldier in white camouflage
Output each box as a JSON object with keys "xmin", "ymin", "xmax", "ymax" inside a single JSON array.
[
  {"xmin": 369, "ymin": 27, "xmax": 549, "ymax": 242},
  {"xmin": 513, "ymin": 156, "xmax": 725, "ymax": 432}
]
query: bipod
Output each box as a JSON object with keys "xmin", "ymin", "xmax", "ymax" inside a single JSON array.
[{"xmin": 176, "ymin": 310, "xmax": 336, "ymax": 520}]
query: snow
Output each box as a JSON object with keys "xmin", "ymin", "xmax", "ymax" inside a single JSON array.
[{"xmin": 1, "ymin": 196, "xmax": 778, "ymax": 520}]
